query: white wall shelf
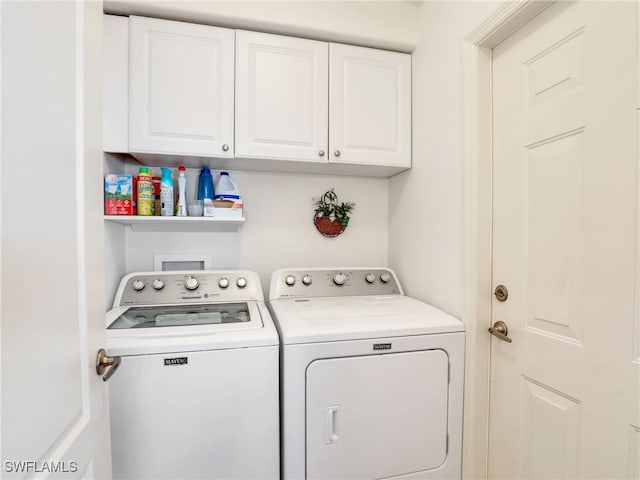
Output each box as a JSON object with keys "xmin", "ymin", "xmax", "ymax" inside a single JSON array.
[{"xmin": 104, "ymin": 215, "xmax": 244, "ymax": 232}]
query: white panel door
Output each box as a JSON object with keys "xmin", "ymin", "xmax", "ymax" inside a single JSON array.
[
  {"xmin": 129, "ymin": 16, "xmax": 234, "ymax": 158},
  {"xmin": 1, "ymin": 1, "xmax": 111, "ymax": 477},
  {"xmin": 235, "ymin": 31, "xmax": 328, "ymax": 162},
  {"xmin": 306, "ymin": 350, "xmax": 448, "ymax": 480},
  {"xmin": 329, "ymin": 44, "xmax": 411, "ymax": 168},
  {"xmin": 490, "ymin": 1, "xmax": 639, "ymax": 478}
]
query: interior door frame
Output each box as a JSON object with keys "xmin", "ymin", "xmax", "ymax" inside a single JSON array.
[{"xmin": 461, "ymin": 1, "xmax": 555, "ymax": 478}]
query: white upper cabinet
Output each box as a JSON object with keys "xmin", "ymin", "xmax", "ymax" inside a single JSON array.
[
  {"xmin": 235, "ymin": 33, "xmax": 411, "ymax": 171},
  {"xmin": 104, "ymin": 15, "xmax": 411, "ymax": 176},
  {"xmin": 235, "ymin": 31, "xmax": 329, "ymax": 162},
  {"xmin": 329, "ymin": 44, "xmax": 411, "ymax": 168},
  {"xmin": 129, "ymin": 16, "xmax": 235, "ymax": 158},
  {"xmin": 103, "ymin": 14, "xmax": 129, "ymax": 153}
]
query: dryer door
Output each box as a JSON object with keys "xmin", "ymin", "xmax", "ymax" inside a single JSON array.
[{"xmin": 306, "ymin": 349, "xmax": 449, "ymax": 479}]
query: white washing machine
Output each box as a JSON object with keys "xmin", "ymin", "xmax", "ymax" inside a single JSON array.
[
  {"xmin": 105, "ymin": 270, "xmax": 279, "ymax": 480},
  {"xmin": 269, "ymin": 268, "xmax": 465, "ymax": 480}
]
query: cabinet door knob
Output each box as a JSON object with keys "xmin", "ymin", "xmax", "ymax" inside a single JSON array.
[
  {"xmin": 334, "ymin": 149, "xmax": 341, "ymax": 158},
  {"xmin": 318, "ymin": 149, "xmax": 325, "ymax": 157},
  {"xmin": 222, "ymin": 144, "xmax": 230, "ymax": 152}
]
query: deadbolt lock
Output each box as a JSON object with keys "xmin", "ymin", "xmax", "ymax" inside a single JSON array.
[{"xmin": 494, "ymin": 284, "xmax": 509, "ymax": 302}]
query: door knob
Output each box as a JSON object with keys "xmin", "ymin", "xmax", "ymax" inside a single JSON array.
[
  {"xmin": 488, "ymin": 321, "xmax": 512, "ymax": 343},
  {"xmin": 96, "ymin": 348, "xmax": 121, "ymax": 382}
]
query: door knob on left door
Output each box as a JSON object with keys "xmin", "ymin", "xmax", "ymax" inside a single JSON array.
[
  {"xmin": 488, "ymin": 321, "xmax": 512, "ymax": 343},
  {"xmin": 96, "ymin": 348, "xmax": 121, "ymax": 382}
]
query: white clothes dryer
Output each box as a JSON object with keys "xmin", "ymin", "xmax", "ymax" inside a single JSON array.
[
  {"xmin": 105, "ymin": 270, "xmax": 279, "ymax": 480},
  {"xmin": 269, "ymin": 268, "xmax": 464, "ymax": 480}
]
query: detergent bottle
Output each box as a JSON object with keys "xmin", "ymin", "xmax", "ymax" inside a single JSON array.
[
  {"xmin": 198, "ymin": 167, "xmax": 215, "ymax": 217},
  {"xmin": 214, "ymin": 172, "xmax": 240, "ymax": 201},
  {"xmin": 197, "ymin": 167, "xmax": 214, "ymax": 203}
]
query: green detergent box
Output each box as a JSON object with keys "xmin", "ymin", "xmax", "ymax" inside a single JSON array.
[{"xmin": 105, "ymin": 174, "xmax": 134, "ymax": 215}]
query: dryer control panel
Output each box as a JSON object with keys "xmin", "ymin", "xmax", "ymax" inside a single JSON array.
[
  {"xmin": 114, "ymin": 270, "xmax": 262, "ymax": 306},
  {"xmin": 269, "ymin": 268, "xmax": 403, "ymax": 299}
]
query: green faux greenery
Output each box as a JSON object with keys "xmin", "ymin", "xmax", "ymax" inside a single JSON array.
[{"xmin": 313, "ymin": 188, "xmax": 355, "ymax": 227}]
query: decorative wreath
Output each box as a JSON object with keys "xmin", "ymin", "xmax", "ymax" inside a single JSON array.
[{"xmin": 313, "ymin": 189, "xmax": 355, "ymax": 237}]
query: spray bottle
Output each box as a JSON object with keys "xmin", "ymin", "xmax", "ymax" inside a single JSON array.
[
  {"xmin": 160, "ymin": 167, "xmax": 174, "ymax": 216},
  {"xmin": 137, "ymin": 166, "xmax": 153, "ymax": 216},
  {"xmin": 176, "ymin": 166, "xmax": 187, "ymax": 217}
]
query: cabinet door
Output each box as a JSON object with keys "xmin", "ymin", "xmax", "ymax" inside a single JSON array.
[
  {"xmin": 103, "ymin": 14, "xmax": 128, "ymax": 153},
  {"xmin": 329, "ymin": 44, "xmax": 411, "ymax": 168},
  {"xmin": 129, "ymin": 16, "xmax": 234, "ymax": 158},
  {"xmin": 235, "ymin": 31, "xmax": 328, "ymax": 162}
]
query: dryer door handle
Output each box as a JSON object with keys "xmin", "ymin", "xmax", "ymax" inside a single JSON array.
[{"xmin": 325, "ymin": 406, "xmax": 340, "ymax": 444}]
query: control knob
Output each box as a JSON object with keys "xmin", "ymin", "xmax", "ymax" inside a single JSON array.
[
  {"xmin": 218, "ymin": 277, "xmax": 230, "ymax": 289},
  {"xmin": 236, "ymin": 277, "xmax": 247, "ymax": 289},
  {"xmin": 302, "ymin": 274, "xmax": 312, "ymax": 286},
  {"xmin": 131, "ymin": 280, "xmax": 145, "ymax": 292},
  {"xmin": 380, "ymin": 273, "xmax": 391, "ymax": 284},
  {"xmin": 333, "ymin": 272, "xmax": 346, "ymax": 286},
  {"xmin": 365, "ymin": 273, "xmax": 376, "ymax": 284},
  {"xmin": 184, "ymin": 276, "xmax": 200, "ymax": 290},
  {"xmin": 152, "ymin": 279, "xmax": 165, "ymax": 290},
  {"xmin": 285, "ymin": 275, "xmax": 296, "ymax": 286}
]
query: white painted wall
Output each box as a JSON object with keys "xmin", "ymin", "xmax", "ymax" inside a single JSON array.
[
  {"xmin": 120, "ymin": 170, "xmax": 387, "ymax": 301},
  {"xmin": 104, "ymin": 0, "xmax": 419, "ymax": 52},
  {"xmin": 389, "ymin": 1, "xmax": 500, "ymax": 318},
  {"xmin": 104, "ymin": 154, "xmax": 128, "ymax": 307},
  {"xmin": 389, "ymin": 6, "xmax": 501, "ymax": 477}
]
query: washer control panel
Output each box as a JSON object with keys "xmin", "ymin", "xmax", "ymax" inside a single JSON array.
[
  {"xmin": 270, "ymin": 268, "xmax": 403, "ymax": 299},
  {"xmin": 115, "ymin": 270, "xmax": 261, "ymax": 306}
]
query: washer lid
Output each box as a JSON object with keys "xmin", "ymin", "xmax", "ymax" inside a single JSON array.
[
  {"xmin": 106, "ymin": 302, "xmax": 279, "ymax": 355},
  {"xmin": 269, "ymin": 295, "xmax": 464, "ymax": 344},
  {"xmin": 108, "ymin": 302, "xmax": 252, "ymax": 329}
]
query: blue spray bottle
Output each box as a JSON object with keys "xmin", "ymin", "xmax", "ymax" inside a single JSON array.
[{"xmin": 160, "ymin": 167, "xmax": 174, "ymax": 216}]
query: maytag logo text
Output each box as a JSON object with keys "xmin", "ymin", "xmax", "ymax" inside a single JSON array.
[{"xmin": 164, "ymin": 357, "xmax": 188, "ymax": 366}]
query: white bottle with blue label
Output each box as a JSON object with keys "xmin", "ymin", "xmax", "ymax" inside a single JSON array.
[
  {"xmin": 214, "ymin": 172, "xmax": 240, "ymax": 201},
  {"xmin": 160, "ymin": 167, "xmax": 174, "ymax": 216}
]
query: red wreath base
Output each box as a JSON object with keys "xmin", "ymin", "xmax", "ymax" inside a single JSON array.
[{"xmin": 313, "ymin": 215, "xmax": 346, "ymax": 237}]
